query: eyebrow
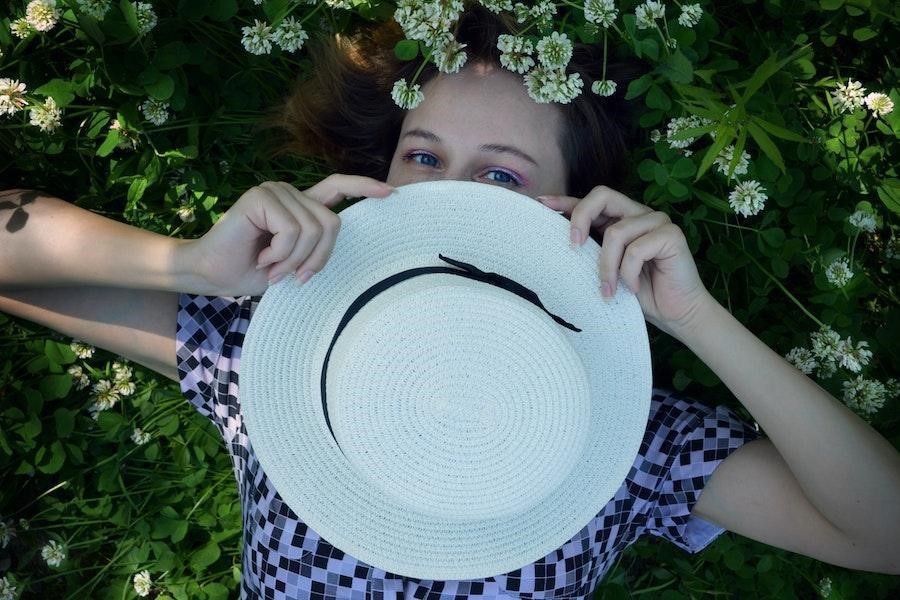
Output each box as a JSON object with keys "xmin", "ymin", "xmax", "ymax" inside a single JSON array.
[{"xmin": 400, "ymin": 128, "xmax": 539, "ymax": 167}]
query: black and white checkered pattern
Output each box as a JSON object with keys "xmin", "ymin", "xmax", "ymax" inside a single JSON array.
[{"xmin": 176, "ymin": 294, "xmax": 762, "ymax": 599}]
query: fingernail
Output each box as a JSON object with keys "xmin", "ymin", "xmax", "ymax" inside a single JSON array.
[
  {"xmin": 256, "ymin": 262, "xmax": 266, "ymax": 270},
  {"xmin": 268, "ymin": 273, "xmax": 286, "ymax": 286},
  {"xmin": 570, "ymin": 227, "xmax": 582, "ymax": 245},
  {"xmin": 601, "ymin": 281, "xmax": 612, "ymax": 300},
  {"xmin": 537, "ymin": 195, "xmax": 553, "ymax": 202},
  {"xmin": 299, "ymin": 270, "xmax": 316, "ymax": 284}
]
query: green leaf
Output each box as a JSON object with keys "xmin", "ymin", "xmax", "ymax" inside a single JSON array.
[
  {"xmin": 36, "ymin": 440, "xmax": 66, "ymax": 474},
  {"xmin": 33, "ymin": 79, "xmax": 78, "ymax": 107},
  {"xmin": 695, "ymin": 128, "xmax": 735, "ymax": 181},
  {"xmin": 760, "ymin": 228, "xmax": 785, "ymax": 248},
  {"xmin": 97, "ymin": 130, "xmax": 121, "ymax": 158},
  {"xmin": 738, "ymin": 45, "xmax": 811, "ymax": 105},
  {"xmin": 202, "ymin": 583, "xmax": 230, "ymax": 600},
  {"xmin": 128, "ymin": 178, "xmax": 150, "ymax": 205},
  {"xmin": 120, "ymin": 0, "xmax": 140, "ymax": 35},
  {"xmin": 190, "ymin": 541, "xmax": 221, "ymax": 572},
  {"xmin": 852, "ymin": 27, "xmax": 877, "ymax": 42},
  {"xmin": 206, "ymin": 0, "xmax": 238, "ymax": 21},
  {"xmin": 45, "ymin": 340, "xmax": 76, "ymax": 365},
  {"xmin": 145, "ymin": 74, "xmax": 175, "ymax": 101},
  {"xmin": 394, "ymin": 39, "xmax": 419, "ymax": 61},
  {"xmin": 694, "ymin": 188, "xmax": 732, "ymax": 214},
  {"xmin": 625, "ymin": 74, "xmax": 653, "ymax": 100},
  {"xmin": 819, "ymin": 0, "xmax": 844, "ymax": 8},
  {"xmin": 155, "ymin": 42, "xmax": 190, "ymax": 70},
  {"xmin": 159, "ymin": 146, "xmax": 198, "ymax": 159},
  {"xmin": 876, "ymin": 179, "xmax": 900, "ymax": 216},
  {"xmin": 670, "ymin": 157, "xmax": 696, "ymax": 179},
  {"xmin": 659, "ymin": 50, "xmax": 693, "ymax": 85},
  {"xmin": 76, "ymin": 13, "xmax": 105, "ymax": 43},
  {"xmin": 749, "ymin": 116, "xmax": 807, "ymax": 142},
  {"xmin": 747, "ymin": 121, "xmax": 786, "ymax": 174},
  {"xmin": 39, "ymin": 374, "xmax": 72, "ymax": 400},
  {"xmin": 646, "ymin": 85, "xmax": 671, "ymax": 110}
]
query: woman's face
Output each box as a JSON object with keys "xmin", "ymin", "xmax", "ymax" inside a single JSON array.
[{"xmin": 386, "ymin": 61, "xmax": 568, "ymax": 199}]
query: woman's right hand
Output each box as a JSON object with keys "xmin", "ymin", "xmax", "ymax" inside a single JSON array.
[{"xmin": 179, "ymin": 175, "xmax": 395, "ymax": 296}]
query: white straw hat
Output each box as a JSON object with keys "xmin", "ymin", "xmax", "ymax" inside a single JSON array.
[{"xmin": 241, "ymin": 179, "xmax": 652, "ymax": 580}]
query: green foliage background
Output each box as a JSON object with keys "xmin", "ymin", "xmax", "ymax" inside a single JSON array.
[{"xmin": 1, "ymin": 0, "xmax": 898, "ymax": 598}]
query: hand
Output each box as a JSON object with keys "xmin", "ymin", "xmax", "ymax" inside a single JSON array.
[
  {"xmin": 536, "ymin": 185, "xmax": 716, "ymax": 340},
  {"xmin": 180, "ymin": 175, "xmax": 395, "ymax": 296}
]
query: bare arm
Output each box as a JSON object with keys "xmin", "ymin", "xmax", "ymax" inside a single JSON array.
[{"xmin": 0, "ymin": 286, "xmax": 180, "ymax": 382}]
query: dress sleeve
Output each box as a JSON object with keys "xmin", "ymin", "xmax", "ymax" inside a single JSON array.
[
  {"xmin": 174, "ymin": 293, "xmax": 259, "ymax": 428},
  {"xmin": 638, "ymin": 389, "xmax": 764, "ymax": 554}
]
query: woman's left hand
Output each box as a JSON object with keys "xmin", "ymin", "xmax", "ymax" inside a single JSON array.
[{"xmin": 536, "ymin": 185, "xmax": 715, "ymax": 340}]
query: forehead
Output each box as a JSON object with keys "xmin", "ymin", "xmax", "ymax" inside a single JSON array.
[{"xmin": 400, "ymin": 63, "xmax": 563, "ymax": 147}]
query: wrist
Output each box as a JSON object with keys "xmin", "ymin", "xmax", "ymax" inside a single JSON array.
[{"xmin": 666, "ymin": 290, "xmax": 726, "ymax": 346}]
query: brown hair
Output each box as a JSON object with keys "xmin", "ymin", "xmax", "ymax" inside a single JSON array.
[{"xmin": 263, "ymin": 3, "xmax": 647, "ymax": 198}]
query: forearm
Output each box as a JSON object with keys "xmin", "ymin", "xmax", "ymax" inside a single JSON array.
[
  {"xmin": 0, "ymin": 189, "xmax": 193, "ymax": 291},
  {"xmin": 673, "ymin": 298, "xmax": 900, "ymax": 551}
]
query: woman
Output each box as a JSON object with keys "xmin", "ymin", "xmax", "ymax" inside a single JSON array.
[{"xmin": 2, "ymin": 4, "xmax": 898, "ymax": 599}]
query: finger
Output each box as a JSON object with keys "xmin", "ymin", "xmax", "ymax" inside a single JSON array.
[
  {"xmin": 270, "ymin": 181, "xmax": 342, "ymax": 282},
  {"xmin": 618, "ymin": 224, "xmax": 683, "ymax": 294},
  {"xmin": 599, "ymin": 211, "xmax": 671, "ymax": 297},
  {"xmin": 239, "ymin": 185, "xmax": 301, "ymax": 272},
  {"xmin": 571, "ymin": 186, "xmax": 653, "ymax": 245},
  {"xmin": 303, "ymin": 173, "xmax": 395, "ymax": 207},
  {"xmin": 257, "ymin": 182, "xmax": 324, "ymax": 280},
  {"xmin": 537, "ymin": 195, "xmax": 613, "ymax": 237}
]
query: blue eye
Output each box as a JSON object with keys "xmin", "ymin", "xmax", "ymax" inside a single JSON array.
[
  {"xmin": 405, "ymin": 151, "xmax": 439, "ymax": 167},
  {"xmin": 401, "ymin": 151, "xmax": 524, "ymax": 187}
]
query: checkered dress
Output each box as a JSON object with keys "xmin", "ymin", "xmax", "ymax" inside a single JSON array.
[{"xmin": 175, "ymin": 293, "xmax": 763, "ymax": 600}]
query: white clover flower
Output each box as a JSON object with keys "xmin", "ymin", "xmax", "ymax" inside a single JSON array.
[
  {"xmin": 513, "ymin": 0, "xmax": 555, "ymax": 24},
  {"xmin": 29, "ymin": 96, "xmax": 62, "ymax": 133},
  {"xmin": 133, "ymin": 2, "xmax": 157, "ymax": 35},
  {"xmin": 824, "ymin": 257, "xmax": 853, "ymax": 288},
  {"xmin": 394, "ymin": 0, "xmax": 464, "ymax": 48},
  {"xmin": 18, "ymin": 519, "xmax": 29, "ymax": 531},
  {"xmin": 88, "ymin": 379, "xmax": 121, "ymax": 419},
  {"xmin": 241, "ymin": 19, "xmax": 274, "ymax": 55},
  {"xmin": 678, "ymin": 3, "xmax": 703, "ymax": 28},
  {"xmin": 11, "ymin": 17, "xmax": 36, "ymax": 38},
  {"xmin": 591, "ymin": 79, "xmax": 616, "ymax": 97},
  {"xmin": 0, "ymin": 78, "xmax": 28, "ymax": 116},
  {"xmin": 41, "ymin": 539, "xmax": 66, "ymax": 567},
  {"xmin": 133, "ymin": 570, "xmax": 152, "ymax": 596},
  {"xmin": 524, "ymin": 66, "xmax": 583, "ymax": 104},
  {"xmin": 0, "ymin": 576, "xmax": 16, "ymax": 600},
  {"xmin": 727, "ymin": 180, "xmax": 768, "ymax": 217},
  {"xmin": 863, "ymin": 92, "xmax": 893, "ymax": 118},
  {"xmin": 835, "ymin": 337, "xmax": 871, "ymax": 373},
  {"xmin": 665, "ymin": 115, "xmax": 708, "ymax": 149},
  {"xmin": 177, "ymin": 205, "xmax": 196, "ymax": 223},
  {"xmin": 848, "ymin": 209, "xmax": 876, "ymax": 233},
  {"xmin": 116, "ymin": 380, "xmax": 136, "ymax": 396},
  {"xmin": 785, "ymin": 347, "xmax": 817, "ymax": 375},
  {"xmin": 70, "ymin": 340, "xmax": 96, "ymax": 359},
  {"xmin": 512, "ymin": 2, "xmax": 530, "ymax": 23},
  {"xmin": 478, "ymin": 0, "xmax": 513, "ymax": 13},
  {"xmin": 391, "ymin": 78, "xmax": 425, "ymax": 110},
  {"xmin": 272, "ymin": 16, "xmax": 309, "ymax": 53},
  {"xmin": 67, "ymin": 364, "xmax": 91, "ymax": 390},
  {"xmin": 536, "ymin": 31, "xmax": 573, "ymax": 70},
  {"xmin": 26, "ymin": 0, "xmax": 61, "ymax": 32},
  {"xmin": 714, "ymin": 144, "xmax": 751, "ymax": 179},
  {"xmin": 433, "ymin": 39, "xmax": 468, "ymax": 74},
  {"xmin": 810, "ymin": 325, "xmax": 841, "ymax": 363},
  {"xmin": 842, "ymin": 375, "xmax": 887, "ymax": 416},
  {"xmin": 635, "ymin": 1, "xmax": 665, "ymax": 30},
  {"xmin": 649, "ymin": 129, "xmax": 662, "ymax": 143},
  {"xmin": 131, "ymin": 428, "xmax": 152, "ymax": 446},
  {"xmin": 141, "ymin": 98, "xmax": 170, "ymax": 126},
  {"xmin": 818, "ymin": 577, "xmax": 833, "ymax": 599},
  {"xmin": 584, "ymin": 0, "xmax": 617, "ymax": 28},
  {"xmin": 497, "ymin": 34, "xmax": 535, "ymax": 74},
  {"xmin": 76, "ymin": 0, "xmax": 111, "ymax": 20},
  {"xmin": 113, "ymin": 360, "xmax": 132, "ymax": 381},
  {"xmin": 831, "ymin": 78, "xmax": 866, "ymax": 113}
]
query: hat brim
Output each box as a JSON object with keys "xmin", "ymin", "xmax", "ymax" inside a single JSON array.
[{"xmin": 242, "ymin": 180, "xmax": 652, "ymax": 580}]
